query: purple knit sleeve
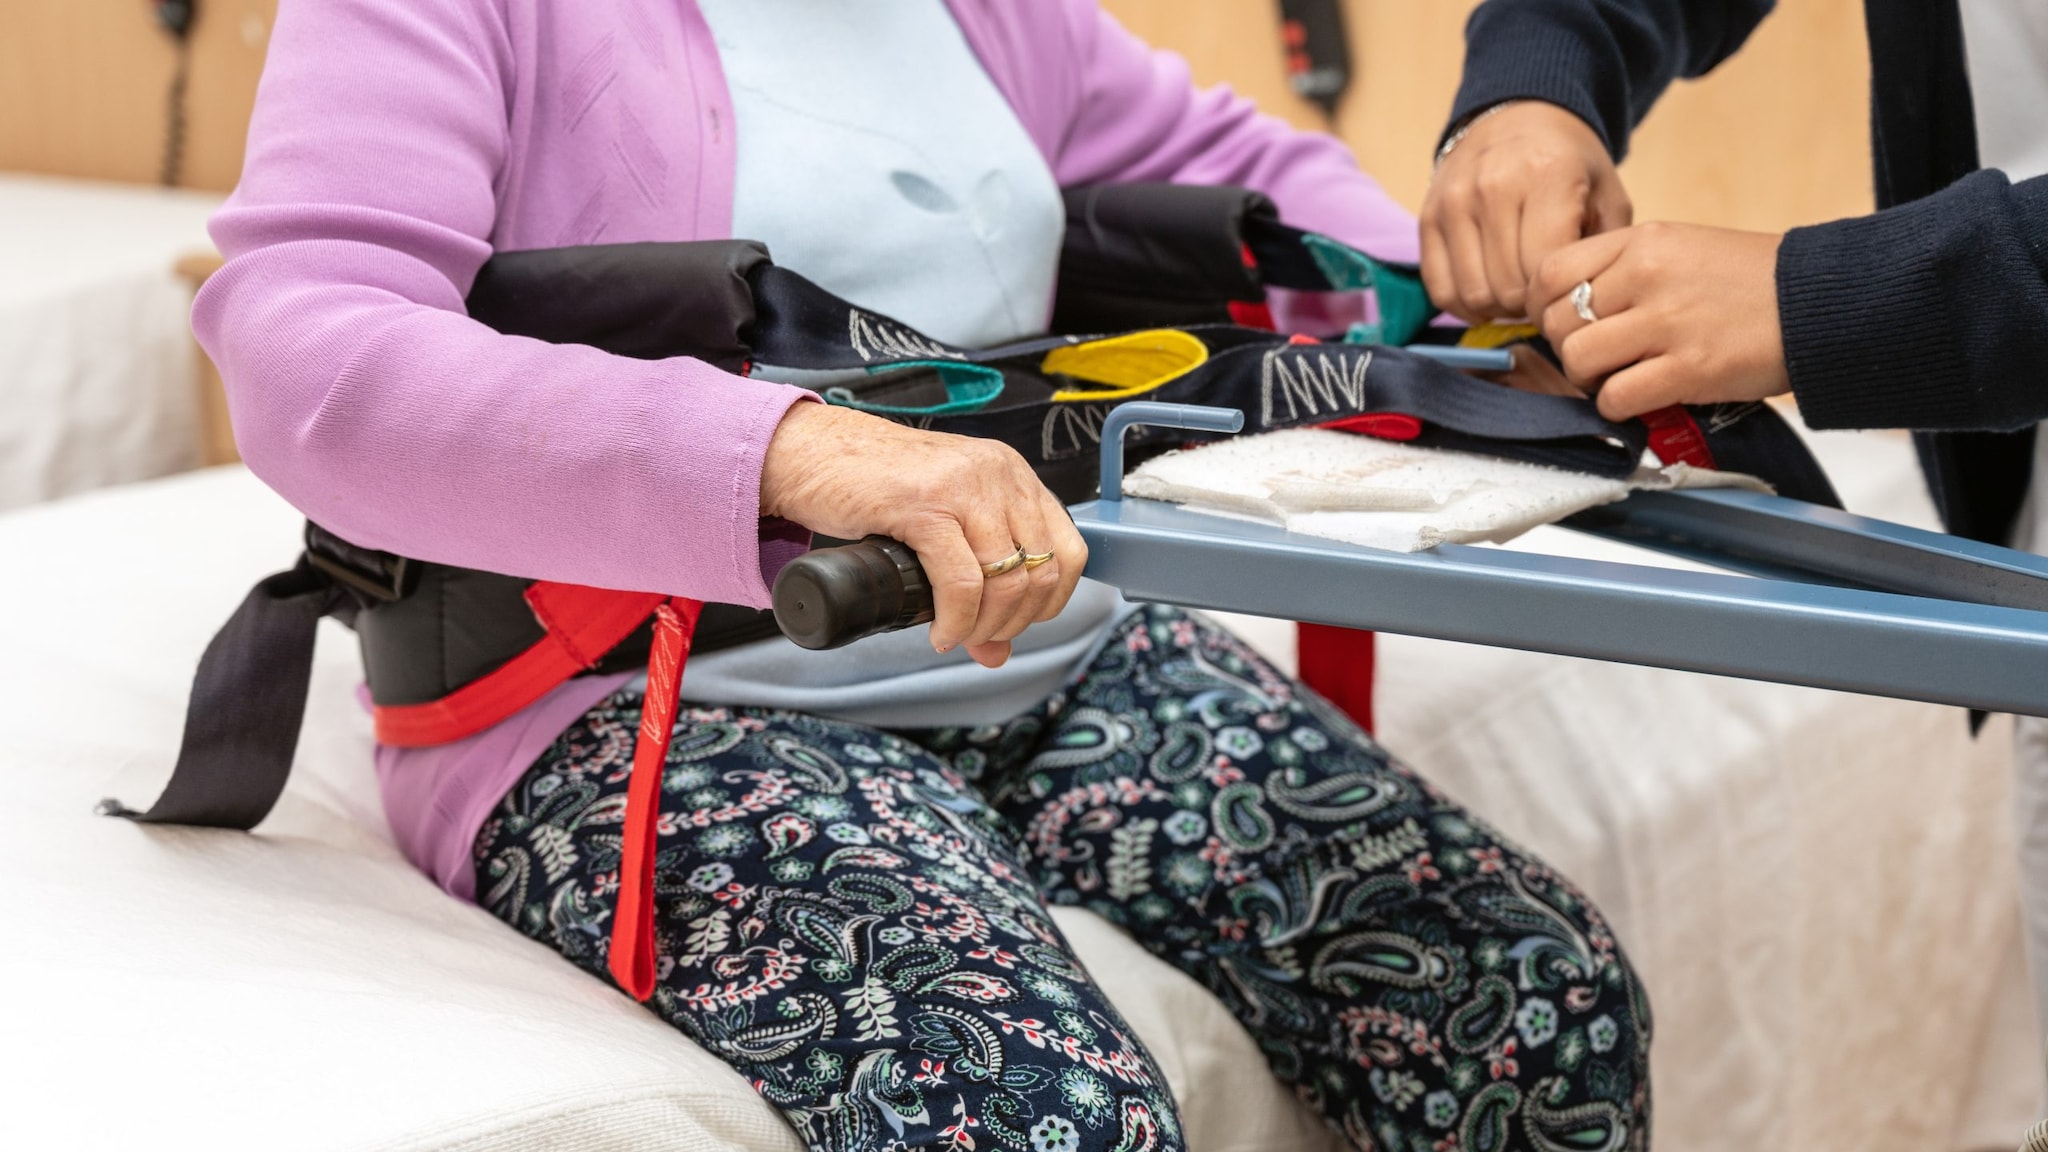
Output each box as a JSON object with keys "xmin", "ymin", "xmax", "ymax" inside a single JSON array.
[
  {"xmin": 1045, "ymin": 1, "xmax": 1420, "ymax": 265},
  {"xmin": 192, "ymin": 0, "xmax": 813, "ymax": 607}
]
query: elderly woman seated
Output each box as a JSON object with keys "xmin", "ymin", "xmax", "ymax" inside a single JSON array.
[{"xmin": 190, "ymin": 2, "xmax": 1649, "ymax": 1150}]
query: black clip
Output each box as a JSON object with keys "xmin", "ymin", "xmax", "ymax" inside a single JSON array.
[{"xmin": 303, "ymin": 522, "xmax": 419, "ymax": 603}]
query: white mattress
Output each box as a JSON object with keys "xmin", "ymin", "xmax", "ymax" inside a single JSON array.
[
  {"xmin": 0, "ymin": 173, "xmax": 223, "ymax": 512},
  {"xmin": 0, "ymin": 429, "xmax": 2035, "ymax": 1150}
]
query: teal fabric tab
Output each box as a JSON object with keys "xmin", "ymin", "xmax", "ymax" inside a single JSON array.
[
  {"xmin": 1304, "ymin": 233, "xmax": 1434, "ymax": 346},
  {"xmin": 1301, "ymin": 232, "xmax": 1379, "ymax": 291},
  {"xmin": 1343, "ymin": 321, "xmax": 1383, "ymax": 345},
  {"xmin": 1372, "ymin": 264, "xmax": 1435, "ymax": 347},
  {"xmin": 824, "ymin": 361, "xmax": 1005, "ymax": 416}
]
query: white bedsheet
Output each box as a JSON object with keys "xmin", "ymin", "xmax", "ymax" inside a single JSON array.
[
  {"xmin": 0, "ymin": 173, "xmax": 222, "ymax": 512},
  {"xmin": 0, "ymin": 429, "xmax": 2035, "ymax": 1150}
]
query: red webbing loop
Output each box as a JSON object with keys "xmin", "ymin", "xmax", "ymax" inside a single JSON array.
[
  {"xmin": 1297, "ymin": 623, "xmax": 1375, "ymax": 734},
  {"xmin": 609, "ymin": 597, "xmax": 703, "ymax": 1001},
  {"xmin": 1639, "ymin": 405, "xmax": 1717, "ymax": 470},
  {"xmin": 1322, "ymin": 412, "xmax": 1423, "ymax": 442},
  {"xmin": 1228, "ymin": 299, "xmax": 1277, "ymax": 330},
  {"xmin": 372, "ymin": 584, "xmax": 666, "ymax": 747}
]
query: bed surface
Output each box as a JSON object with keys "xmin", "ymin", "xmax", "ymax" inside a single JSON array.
[{"xmin": 0, "ymin": 427, "xmax": 2035, "ymax": 1149}]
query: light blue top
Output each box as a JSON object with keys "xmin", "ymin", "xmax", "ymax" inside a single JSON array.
[{"xmin": 682, "ymin": 0, "xmax": 1129, "ymax": 726}]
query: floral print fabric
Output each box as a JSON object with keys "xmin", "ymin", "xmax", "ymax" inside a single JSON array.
[{"xmin": 475, "ymin": 607, "xmax": 1650, "ymax": 1152}]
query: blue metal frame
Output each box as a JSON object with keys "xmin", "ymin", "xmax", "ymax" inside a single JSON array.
[{"xmin": 1079, "ymin": 404, "xmax": 2048, "ymax": 716}]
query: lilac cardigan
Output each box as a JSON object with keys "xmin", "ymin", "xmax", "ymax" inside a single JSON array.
[{"xmin": 195, "ymin": 0, "xmax": 1418, "ymax": 893}]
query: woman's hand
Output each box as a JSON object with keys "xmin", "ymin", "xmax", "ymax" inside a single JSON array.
[
  {"xmin": 1531, "ymin": 222, "xmax": 1791, "ymax": 421},
  {"xmin": 1421, "ymin": 102, "xmax": 1633, "ymax": 322},
  {"xmin": 759, "ymin": 402, "xmax": 1087, "ymax": 668}
]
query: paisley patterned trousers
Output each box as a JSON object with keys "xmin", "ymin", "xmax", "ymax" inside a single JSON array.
[{"xmin": 474, "ymin": 606, "xmax": 1650, "ymax": 1152}]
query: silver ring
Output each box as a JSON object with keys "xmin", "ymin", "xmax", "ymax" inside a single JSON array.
[{"xmin": 1570, "ymin": 280, "xmax": 1599, "ymax": 324}]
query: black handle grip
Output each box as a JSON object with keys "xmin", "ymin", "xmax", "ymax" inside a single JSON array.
[{"xmin": 772, "ymin": 536, "xmax": 935, "ymax": 650}]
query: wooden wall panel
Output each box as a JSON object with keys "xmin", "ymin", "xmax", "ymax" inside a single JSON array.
[
  {"xmin": 3, "ymin": 0, "xmax": 1870, "ymax": 227},
  {"xmin": 0, "ymin": 0, "xmax": 274, "ymax": 192},
  {"xmin": 1102, "ymin": 0, "xmax": 1874, "ymax": 231}
]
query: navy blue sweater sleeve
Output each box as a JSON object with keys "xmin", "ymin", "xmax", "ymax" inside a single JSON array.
[
  {"xmin": 1449, "ymin": 0, "xmax": 1775, "ymax": 159},
  {"xmin": 1779, "ymin": 170, "xmax": 2048, "ymax": 431}
]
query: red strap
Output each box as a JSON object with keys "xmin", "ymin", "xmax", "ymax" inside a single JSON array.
[
  {"xmin": 373, "ymin": 583, "xmax": 666, "ymax": 747},
  {"xmin": 367, "ymin": 577, "xmax": 700, "ymax": 1001},
  {"xmin": 1322, "ymin": 412, "xmax": 1423, "ymax": 442},
  {"xmin": 1639, "ymin": 405, "xmax": 1717, "ymax": 470},
  {"xmin": 1228, "ymin": 299, "xmax": 1277, "ymax": 330},
  {"xmin": 1297, "ymin": 623, "xmax": 1375, "ymax": 734},
  {"xmin": 609, "ymin": 597, "xmax": 702, "ymax": 1001}
]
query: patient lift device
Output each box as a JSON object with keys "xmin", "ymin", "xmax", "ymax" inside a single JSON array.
[
  {"xmin": 780, "ymin": 401, "xmax": 2048, "ymax": 719},
  {"xmin": 108, "ymin": 198, "xmax": 2048, "ymax": 1005}
]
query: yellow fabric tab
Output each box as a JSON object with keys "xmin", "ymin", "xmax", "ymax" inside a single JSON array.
[
  {"xmin": 1459, "ymin": 322, "xmax": 1540, "ymax": 349},
  {"xmin": 1043, "ymin": 329, "xmax": 1208, "ymax": 402}
]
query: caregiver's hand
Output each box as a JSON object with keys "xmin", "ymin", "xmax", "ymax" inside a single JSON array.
[
  {"xmin": 1532, "ymin": 222, "xmax": 1791, "ymax": 421},
  {"xmin": 759, "ymin": 402, "xmax": 1087, "ymax": 669},
  {"xmin": 1421, "ymin": 102, "xmax": 1632, "ymax": 321}
]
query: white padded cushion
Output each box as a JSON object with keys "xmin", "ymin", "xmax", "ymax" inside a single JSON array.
[
  {"xmin": 0, "ymin": 467, "xmax": 1338, "ymax": 1152},
  {"xmin": 1123, "ymin": 427, "xmax": 1762, "ymax": 552}
]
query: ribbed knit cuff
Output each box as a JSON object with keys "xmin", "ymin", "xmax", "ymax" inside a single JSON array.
[
  {"xmin": 1778, "ymin": 203, "xmax": 1972, "ymax": 431},
  {"xmin": 1446, "ymin": 7, "xmax": 1624, "ymax": 159}
]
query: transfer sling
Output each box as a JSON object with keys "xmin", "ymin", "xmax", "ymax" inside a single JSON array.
[{"xmin": 103, "ymin": 183, "xmax": 1843, "ymax": 1000}]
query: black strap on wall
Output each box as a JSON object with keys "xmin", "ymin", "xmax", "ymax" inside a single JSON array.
[{"xmin": 1276, "ymin": 0, "xmax": 1352, "ymax": 119}]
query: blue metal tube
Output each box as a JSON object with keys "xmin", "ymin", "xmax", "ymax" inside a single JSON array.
[{"xmin": 1096, "ymin": 402, "xmax": 1244, "ymax": 503}]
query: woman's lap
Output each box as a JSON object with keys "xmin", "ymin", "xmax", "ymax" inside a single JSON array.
[
  {"xmin": 922, "ymin": 609, "xmax": 1649, "ymax": 1152},
  {"xmin": 474, "ymin": 607, "xmax": 1650, "ymax": 1152},
  {"xmin": 475, "ymin": 698, "xmax": 1182, "ymax": 1152}
]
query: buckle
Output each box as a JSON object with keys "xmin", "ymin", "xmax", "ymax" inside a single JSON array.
[{"xmin": 303, "ymin": 522, "xmax": 419, "ymax": 603}]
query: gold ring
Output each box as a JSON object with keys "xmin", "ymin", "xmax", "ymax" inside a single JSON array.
[
  {"xmin": 980, "ymin": 548, "xmax": 1027, "ymax": 578},
  {"xmin": 1022, "ymin": 550, "xmax": 1056, "ymax": 570}
]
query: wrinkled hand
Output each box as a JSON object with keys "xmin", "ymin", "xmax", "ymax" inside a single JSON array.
[
  {"xmin": 1421, "ymin": 102, "xmax": 1633, "ymax": 321},
  {"xmin": 1531, "ymin": 222, "xmax": 1790, "ymax": 421},
  {"xmin": 759, "ymin": 402, "xmax": 1087, "ymax": 668}
]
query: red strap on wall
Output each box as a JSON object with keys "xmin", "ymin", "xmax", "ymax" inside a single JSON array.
[
  {"xmin": 374, "ymin": 583, "xmax": 668, "ymax": 747},
  {"xmin": 609, "ymin": 597, "xmax": 703, "ymax": 1001},
  {"xmin": 1297, "ymin": 623, "xmax": 1375, "ymax": 734}
]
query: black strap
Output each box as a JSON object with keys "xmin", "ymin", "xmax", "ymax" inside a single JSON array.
[
  {"xmin": 1690, "ymin": 401, "xmax": 1841, "ymax": 509},
  {"xmin": 742, "ymin": 261, "xmax": 1651, "ymax": 489},
  {"xmin": 98, "ymin": 557, "xmax": 349, "ymax": 829}
]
